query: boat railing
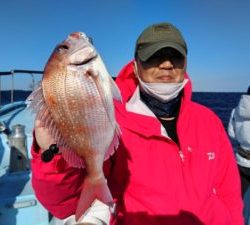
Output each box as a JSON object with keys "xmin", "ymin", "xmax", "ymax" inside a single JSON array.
[{"xmin": 0, "ymin": 70, "xmax": 43, "ymax": 106}]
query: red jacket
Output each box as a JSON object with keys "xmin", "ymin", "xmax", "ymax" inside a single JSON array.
[{"xmin": 31, "ymin": 61, "xmax": 244, "ymax": 225}]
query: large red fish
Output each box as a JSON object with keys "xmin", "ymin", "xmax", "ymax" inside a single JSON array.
[{"xmin": 27, "ymin": 32, "xmax": 121, "ymax": 221}]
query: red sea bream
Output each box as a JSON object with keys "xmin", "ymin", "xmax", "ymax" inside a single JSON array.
[{"xmin": 27, "ymin": 32, "xmax": 121, "ymax": 220}]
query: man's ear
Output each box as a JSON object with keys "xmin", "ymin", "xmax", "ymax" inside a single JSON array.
[
  {"xmin": 183, "ymin": 58, "xmax": 187, "ymax": 71},
  {"xmin": 133, "ymin": 61, "xmax": 138, "ymax": 76}
]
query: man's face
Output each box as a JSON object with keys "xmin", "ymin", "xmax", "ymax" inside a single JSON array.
[{"xmin": 135, "ymin": 47, "xmax": 186, "ymax": 83}]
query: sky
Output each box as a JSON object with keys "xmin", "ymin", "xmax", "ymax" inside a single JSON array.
[{"xmin": 0, "ymin": 0, "xmax": 250, "ymax": 92}]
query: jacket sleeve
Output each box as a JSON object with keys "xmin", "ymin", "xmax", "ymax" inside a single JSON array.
[
  {"xmin": 31, "ymin": 134, "xmax": 114, "ymax": 219},
  {"xmin": 215, "ymin": 123, "xmax": 244, "ymax": 225},
  {"xmin": 31, "ymin": 136, "xmax": 85, "ymax": 219},
  {"xmin": 227, "ymin": 109, "xmax": 236, "ymax": 139}
]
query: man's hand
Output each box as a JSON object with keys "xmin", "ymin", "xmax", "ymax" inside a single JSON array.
[
  {"xmin": 60, "ymin": 199, "xmax": 114, "ymax": 225},
  {"xmin": 34, "ymin": 119, "xmax": 55, "ymax": 152}
]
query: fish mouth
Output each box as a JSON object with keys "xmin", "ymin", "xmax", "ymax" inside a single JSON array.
[
  {"xmin": 70, "ymin": 54, "xmax": 97, "ymax": 66},
  {"xmin": 60, "ymin": 37, "xmax": 98, "ymax": 67},
  {"xmin": 68, "ymin": 46, "xmax": 98, "ymax": 67}
]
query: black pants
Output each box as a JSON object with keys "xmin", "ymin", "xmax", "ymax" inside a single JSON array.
[{"xmin": 238, "ymin": 165, "xmax": 250, "ymax": 196}]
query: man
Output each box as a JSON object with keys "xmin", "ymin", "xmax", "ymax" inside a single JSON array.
[{"xmin": 32, "ymin": 22, "xmax": 244, "ymax": 225}]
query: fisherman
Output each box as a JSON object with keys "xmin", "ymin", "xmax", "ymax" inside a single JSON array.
[
  {"xmin": 31, "ymin": 22, "xmax": 244, "ymax": 225},
  {"xmin": 228, "ymin": 85, "xmax": 250, "ymax": 225}
]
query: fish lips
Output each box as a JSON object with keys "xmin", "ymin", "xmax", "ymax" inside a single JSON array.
[{"xmin": 69, "ymin": 49, "xmax": 97, "ymax": 66}]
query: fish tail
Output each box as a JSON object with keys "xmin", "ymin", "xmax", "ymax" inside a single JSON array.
[{"xmin": 75, "ymin": 177, "xmax": 113, "ymax": 221}]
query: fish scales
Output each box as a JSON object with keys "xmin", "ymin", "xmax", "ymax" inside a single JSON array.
[{"xmin": 43, "ymin": 70, "xmax": 110, "ymax": 156}]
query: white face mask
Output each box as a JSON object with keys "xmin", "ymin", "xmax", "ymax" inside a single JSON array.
[
  {"xmin": 138, "ymin": 77, "xmax": 188, "ymax": 102},
  {"xmin": 134, "ymin": 63, "xmax": 188, "ymax": 102}
]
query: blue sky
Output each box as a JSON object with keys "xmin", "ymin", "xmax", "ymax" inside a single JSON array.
[{"xmin": 1, "ymin": 0, "xmax": 249, "ymax": 92}]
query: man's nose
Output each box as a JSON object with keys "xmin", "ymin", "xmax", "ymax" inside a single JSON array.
[{"xmin": 158, "ymin": 59, "xmax": 173, "ymax": 69}]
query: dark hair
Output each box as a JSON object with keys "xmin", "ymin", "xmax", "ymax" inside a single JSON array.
[{"xmin": 247, "ymin": 85, "xmax": 250, "ymax": 95}]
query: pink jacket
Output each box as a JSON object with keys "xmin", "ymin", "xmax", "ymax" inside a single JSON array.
[{"xmin": 31, "ymin": 61, "xmax": 244, "ymax": 225}]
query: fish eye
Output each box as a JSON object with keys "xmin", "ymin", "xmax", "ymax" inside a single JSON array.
[
  {"xmin": 60, "ymin": 45, "xmax": 69, "ymax": 50},
  {"xmin": 56, "ymin": 44, "xmax": 69, "ymax": 52}
]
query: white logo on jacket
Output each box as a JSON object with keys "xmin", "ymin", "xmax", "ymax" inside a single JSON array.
[{"xmin": 207, "ymin": 152, "xmax": 215, "ymax": 160}]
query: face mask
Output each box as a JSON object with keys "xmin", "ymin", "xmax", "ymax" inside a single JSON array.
[
  {"xmin": 138, "ymin": 77, "xmax": 188, "ymax": 102},
  {"xmin": 134, "ymin": 63, "xmax": 188, "ymax": 102}
]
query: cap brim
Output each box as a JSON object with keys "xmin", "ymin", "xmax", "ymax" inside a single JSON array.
[{"xmin": 137, "ymin": 42, "xmax": 186, "ymax": 62}]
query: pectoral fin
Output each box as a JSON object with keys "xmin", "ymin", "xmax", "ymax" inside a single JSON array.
[{"xmin": 108, "ymin": 75, "xmax": 122, "ymax": 102}]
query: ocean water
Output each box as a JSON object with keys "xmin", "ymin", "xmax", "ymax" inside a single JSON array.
[
  {"xmin": 192, "ymin": 92, "xmax": 243, "ymax": 129},
  {"xmin": 0, "ymin": 90, "xmax": 243, "ymax": 141},
  {"xmin": 192, "ymin": 92, "xmax": 243, "ymax": 149}
]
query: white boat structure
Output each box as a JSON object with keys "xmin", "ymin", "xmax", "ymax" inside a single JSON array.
[{"xmin": 0, "ymin": 70, "xmax": 58, "ymax": 225}]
